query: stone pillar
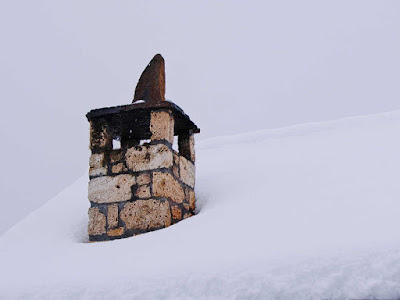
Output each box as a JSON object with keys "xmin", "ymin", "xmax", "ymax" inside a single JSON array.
[
  {"xmin": 178, "ymin": 130, "xmax": 195, "ymax": 162},
  {"xmin": 89, "ymin": 120, "xmax": 113, "ymax": 152},
  {"xmin": 150, "ymin": 110, "xmax": 174, "ymax": 144}
]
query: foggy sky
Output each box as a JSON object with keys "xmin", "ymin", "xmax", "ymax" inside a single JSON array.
[{"xmin": 1, "ymin": 0, "xmax": 399, "ymax": 233}]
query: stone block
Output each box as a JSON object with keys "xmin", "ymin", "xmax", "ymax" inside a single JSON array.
[
  {"xmin": 180, "ymin": 156, "xmax": 195, "ymax": 188},
  {"xmin": 173, "ymin": 153, "xmax": 180, "ymax": 165},
  {"xmin": 150, "ymin": 110, "xmax": 174, "ymax": 143},
  {"xmin": 90, "ymin": 121, "xmax": 113, "ymax": 150},
  {"xmin": 125, "ymin": 144, "xmax": 173, "ymax": 172},
  {"xmin": 88, "ymin": 207, "xmax": 106, "ymax": 235},
  {"xmin": 107, "ymin": 227, "xmax": 124, "ymax": 237},
  {"xmin": 107, "ymin": 204, "xmax": 119, "ymax": 229},
  {"xmin": 173, "ymin": 153, "xmax": 180, "ymax": 178},
  {"xmin": 89, "ymin": 153, "xmax": 104, "ymax": 168},
  {"xmin": 183, "ymin": 212, "xmax": 192, "ymax": 219},
  {"xmin": 111, "ymin": 163, "xmax": 127, "ymax": 174},
  {"xmin": 137, "ymin": 173, "xmax": 151, "ymax": 185},
  {"xmin": 152, "ymin": 172, "xmax": 184, "ymax": 203},
  {"xmin": 88, "ymin": 174, "xmax": 136, "ymax": 204},
  {"xmin": 183, "ymin": 203, "xmax": 189, "ymax": 211},
  {"xmin": 120, "ymin": 200, "xmax": 171, "ymax": 230},
  {"xmin": 171, "ymin": 205, "xmax": 182, "ymax": 220},
  {"xmin": 89, "ymin": 153, "xmax": 107, "ymax": 177},
  {"xmin": 110, "ymin": 150, "xmax": 124, "ymax": 164},
  {"xmin": 187, "ymin": 188, "xmax": 196, "ymax": 212},
  {"xmin": 135, "ymin": 185, "xmax": 151, "ymax": 199},
  {"xmin": 173, "ymin": 165, "xmax": 179, "ymax": 179},
  {"xmin": 187, "ymin": 134, "xmax": 195, "ymax": 162}
]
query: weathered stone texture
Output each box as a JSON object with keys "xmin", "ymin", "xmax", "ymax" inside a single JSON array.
[
  {"xmin": 137, "ymin": 173, "xmax": 151, "ymax": 185},
  {"xmin": 173, "ymin": 153, "xmax": 179, "ymax": 165},
  {"xmin": 120, "ymin": 200, "xmax": 171, "ymax": 230},
  {"xmin": 90, "ymin": 121, "xmax": 113, "ymax": 150},
  {"xmin": 89, "ymin": 153, "xmax": 104, "ymax": 168},
  {"xmin": 183, "ymin": 203, "xmax": 189, "ymax": 211},
  {"xmin": 173, "ymin": 153, "xmax": 180, "ymax": 178},
  {"xmin": 187, "ymin": 134, "xmax": 195, "ymax": 161},
  {"xmin": 178, "ymin": 133, "xmax": 195, "ymax": 162},
  {"xmin": 88, "ymin": 207, "xmax": 106, "ymax": 235},
  {"xmin": 110, "ymin": 150, "xmax": 124, "ymax": 164},
  {"xmin": 152, "ymin": 172, "xmax": 185, "ymax": 203},
  {"xmin": 171, "ymin": 205, "xmax": 182, "ymax": 220},
  {"xmin": 89, "ymin": 153, "xmax": 107, "ymax": 177},
  {"xmin": 173, "ymin": 165, "xmax": 179, "ymax": 179},
  {"xmin": 183, "ymin": 212, "xmax": 192, "ymax": 219},
  {"xmin": 150, "ymin": 110, "xmax": 174, "ymax": 143},
  {"xmin": 107, "ymin": 227, "xmax": 124, "ymax": 237},
  {"xmin": 135, "ymin": 185, "xmax": 151, "ymax": 198},
  {"xmin": 187, "ymin": 188, "xmax": 196, "ymax": 212},
  {"xmin": 111, "ymin": 163, "xmax": 127, "ymax": 174},
  {"xmin": 180, "ymin": 156, "xmax": 195, "ymax": 188},
  {"xmin": 107, "ymin": 204, "xmax": 119, "ymax": 229},
  {"xmin": 125, "ymin": 144, "xmax": 173, "ymax": 172},
  {"xmin": 89, "ymin": 175, "xmax": 136, "ymax": 204}
]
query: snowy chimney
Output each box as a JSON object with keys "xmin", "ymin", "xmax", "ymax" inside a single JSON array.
[{"xmin": 85, "ymin": 54, "xmax": 200, "ymax": 241}]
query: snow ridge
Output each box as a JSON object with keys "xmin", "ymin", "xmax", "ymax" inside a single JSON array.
[{"xmin": 198, "ymin": 110, "xmax": 400, "ymax": 150}]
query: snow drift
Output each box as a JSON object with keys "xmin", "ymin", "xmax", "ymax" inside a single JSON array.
[{"xmin": 1, "ymin": 111, "xmax": 400, "ymax": 299}]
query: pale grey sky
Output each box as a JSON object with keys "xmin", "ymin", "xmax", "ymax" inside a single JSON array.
[{"xmin": 1, "ymin": 0, "xmax": 399, "ymax": 233}]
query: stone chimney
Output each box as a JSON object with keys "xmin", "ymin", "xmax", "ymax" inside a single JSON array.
[{"xmin": 86, "ymin": 54, "xmax": 200, "ymax": 241}]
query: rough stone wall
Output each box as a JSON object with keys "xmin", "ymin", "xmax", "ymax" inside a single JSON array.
[{"xmin": 88, "ymin": 109, "xmax": 196, "ymax": 241}]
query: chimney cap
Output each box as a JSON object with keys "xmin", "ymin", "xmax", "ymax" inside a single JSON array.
[
  {"xmin": 133, "ymin": 54, "xmax": 165, "ymax": 104},
  {"xmin": 86, "ymin": 100, "xmax": 200, "ymax": 135},
  {"xmin": 86, "ymin": 54, "xmax": 199, "ymax": 135}
]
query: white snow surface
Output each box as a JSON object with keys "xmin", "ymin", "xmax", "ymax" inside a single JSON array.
[{"xmin": 2, "ymin": 111, "xmax": 400, "ymax": 299}]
